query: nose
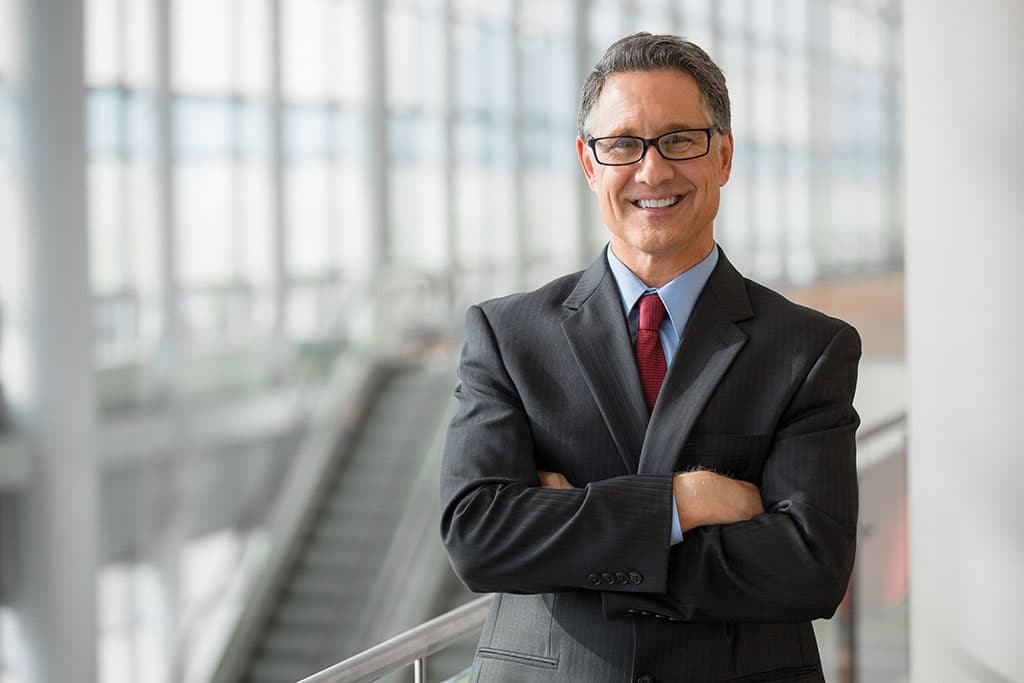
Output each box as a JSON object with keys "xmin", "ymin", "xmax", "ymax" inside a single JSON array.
[{"xmin": 633, "ymin": 144, "xmax": 675, "ymax": 186}]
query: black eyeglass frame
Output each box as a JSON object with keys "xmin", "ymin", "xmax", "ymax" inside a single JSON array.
[{"xmin": 587, "ymin": 127, "xmax": 717, "ymax": 166}]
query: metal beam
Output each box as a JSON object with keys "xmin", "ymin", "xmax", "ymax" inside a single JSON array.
[
  {"xmin": 269, "ymin": 0, "xmax": 289, "ymax": 376},
  {"xmin": 154, "ymin": 0, "xmax": 181, "ymax": 403}
]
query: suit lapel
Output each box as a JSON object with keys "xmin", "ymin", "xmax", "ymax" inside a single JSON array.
[
  {"xmin": 561, "ymin": 253, "xmax": 648, "ymax": 472},
  {"xmin": 638, "ymin": 250, "xmax": 754, "ymax": 474}
]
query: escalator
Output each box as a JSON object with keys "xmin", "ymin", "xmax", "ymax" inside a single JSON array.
[{"xmin": 219, "ymin": 360, "xmax": 459, "ymax": 683}]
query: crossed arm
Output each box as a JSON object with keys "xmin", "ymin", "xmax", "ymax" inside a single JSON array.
[
  {"xmin": 537, "ymin": 469, "xmax": 764, "ymax": 533},
  {"xmin": 441, "ymin": 306, "xmax": 861, "ymax": 623}
]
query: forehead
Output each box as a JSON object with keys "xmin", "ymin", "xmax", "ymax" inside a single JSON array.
[{"xmin": 588, "ymin": 69, "xmax": 708, "ymax": 135}]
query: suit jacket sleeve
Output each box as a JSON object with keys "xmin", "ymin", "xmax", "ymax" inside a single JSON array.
[
  {"xmin": 602, "ymin": 323, "xmax": 862, "ymax": 623},
  {"xmin": 440, "ymin": 304, "xmax": 677, "ymax": 596}
]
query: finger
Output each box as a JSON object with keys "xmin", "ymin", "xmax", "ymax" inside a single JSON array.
[
  {"xmin": 537, "ymin": 471, "xmax": 559, "ymax": 487},
  {"xmin": 537, "ymin": 471, "xmax": 572, "ymax": 489}
]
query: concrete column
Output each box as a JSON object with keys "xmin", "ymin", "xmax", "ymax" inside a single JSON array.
[
  {"xmin": 570, "ymin": 0, "xmax": 593, "ymax": 265},
  {"xmin": 4, "ymin": 1, "xmax": 99, "ymax": 682},
  {"xmin": 904, "ymin": 1, "xmax": 1024, "ymax": 681}
]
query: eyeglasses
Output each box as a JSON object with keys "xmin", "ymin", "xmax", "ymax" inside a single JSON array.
[{"xmin": 587, "ymin": 128, "xmax": 716, "ymax": 166}]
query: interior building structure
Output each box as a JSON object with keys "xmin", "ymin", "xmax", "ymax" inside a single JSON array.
[{"xmin": 0, "ymin": 0, "xmax": 1020, "ymax": 681}]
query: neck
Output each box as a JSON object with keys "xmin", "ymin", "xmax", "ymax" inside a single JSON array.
[{"xmin": 610, "ymin": 240, "xmax": 715, "ymax": 288}]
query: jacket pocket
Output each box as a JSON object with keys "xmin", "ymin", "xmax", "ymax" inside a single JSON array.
[
  {"xmin": 475, "ymin": 593, "xmax": 559, "ymax": 669},
  {"xmin": 728, "ymin": 664, "xmax": 822, "ymax": 682},
  {"xmin": 475, "ymin": 647, "xmax": 558, "ymax": 669}
]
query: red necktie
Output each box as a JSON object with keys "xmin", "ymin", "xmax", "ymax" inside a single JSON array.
[{"xmin": 635, "ymin": 294, "xmax": 667, "ymax": 413}]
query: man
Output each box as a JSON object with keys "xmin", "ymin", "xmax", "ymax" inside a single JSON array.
[{"xmin": 440, "ymin": 32, "xmax": 860, "ymax": 683}]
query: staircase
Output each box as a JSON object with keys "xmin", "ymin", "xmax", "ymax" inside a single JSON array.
[{"xmin": 235, "ymin": 363, "xmax": 457, "ymax": 683}]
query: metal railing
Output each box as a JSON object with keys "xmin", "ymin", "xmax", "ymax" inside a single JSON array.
[
  {"xmin": 297, "ymin": 595, "xmax": 494, "ymax": 683},
  {"xmin": 302, "ymin": 412, "xmax": 909, "ymax": 683},
  {"xmin": 835, "ymin": 411, "xmax": 909, "ymax": 683}
]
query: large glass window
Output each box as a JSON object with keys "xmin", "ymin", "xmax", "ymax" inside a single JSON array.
[
  {"xmin": 589, "ymin": 0, "xmax": 630, "ymax": 64},
  {"xmin": 87, "ymin": 0, "xmax": 161, "ymax": 363},
  {"xmin": 77, "ymin": 0, "xmax": 902, "ymax": 364},
  {"xmin": 677, "ymin": 0, "xmax": 715, "ymax": 49},
  {"xmin": 452, "ymin": 1, "xmax": 518, "ymax": 298},
  {"xmin": 631, "ymin": 0, "xmax": 674, "ymax": 33},
  {"xmin": 716, "ymin": 32, "xmax": 752, "ymax": 259},
  {"xmin": 519, "ymin": 0, "xmax": 579, "ymax": 285},
  {"xmin": 173, "ymin": 0, "xmax": 273, "ymax": 347},
  {"xmin": 386, "ymin": 0, "xmax": 448, "ymax": 275},
  {"xmin": 784, "ymin": 51, "xmax": 815, "ymax": 283},
  {"xmin": 4, "ymin": 3, "xmax": 906, "ymax": 682},
  {"xmin": 282, "ymin": 0, "xmax": 367, "ymax": 340}
]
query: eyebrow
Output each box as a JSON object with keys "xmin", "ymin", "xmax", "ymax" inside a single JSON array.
[{"xmin": 599, "ymin": 124, "xmax": 710, "ymax": 137}]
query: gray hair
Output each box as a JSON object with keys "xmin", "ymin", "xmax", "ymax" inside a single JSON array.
[{"xmin": 577, "ymin": 32, "xmax": 731, "ymax": 138}]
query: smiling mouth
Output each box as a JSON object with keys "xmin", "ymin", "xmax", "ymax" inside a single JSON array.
[{"xmin": 631, "ymin": 195, "xmax": 682, "ymax": 209}]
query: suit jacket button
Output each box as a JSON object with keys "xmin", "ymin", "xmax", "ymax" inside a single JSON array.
[
  {"xmin": 615, "ymin": 571, "xmax": 629, "ymax": 584},
  {"xmin": 636, "ymin": 675, "xmax": 655, "ymax": 683},
  {"xmin": 601, "ymin": 572, "xmax": 616, "ymax": 585},
  {"xmin": 587, "ymin": 573, "xmax": 602, "ymax": 585},
  {"xmin": 629, "ymin": 571, "xmax": 643, "ymax": 585}
]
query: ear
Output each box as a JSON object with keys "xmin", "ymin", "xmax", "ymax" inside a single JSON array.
[
  {"xmin": 717, "ymin": 131, "xmax": 734, "ymax": 186},
  {"xmin": 576, "ymin": 136, "xmax": 598, "ymax": 191}
]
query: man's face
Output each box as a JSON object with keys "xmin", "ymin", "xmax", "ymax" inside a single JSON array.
[{"xmin": 576, "ymin": 69, "xmax": 733, "ymax": 280}]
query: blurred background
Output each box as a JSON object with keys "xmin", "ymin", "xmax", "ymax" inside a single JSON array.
[{"xmin": 0, "ymin": 0, "xmax": 1020, "ymax": 682}]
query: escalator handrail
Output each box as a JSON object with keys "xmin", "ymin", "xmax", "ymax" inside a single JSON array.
[{"xmin": 297, "ymin": 594, "xmax": 493, "ymax": 683}]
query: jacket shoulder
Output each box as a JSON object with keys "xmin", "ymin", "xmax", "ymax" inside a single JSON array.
[
  {"xmin": 743, "ymin": 278, "xmax": 860, "ymax": 346},
  {"xmin": 474, "ymin": 269, "xmax": 586, "ymax": 327}
]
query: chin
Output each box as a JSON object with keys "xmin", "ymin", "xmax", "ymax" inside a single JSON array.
[
  {"xmin": 633, "ymin": 228, "xmax": 688, "ymax": 250},
  {"xmin": 621, "ymin": 239, "xmax": 682, "ymax": 260}
]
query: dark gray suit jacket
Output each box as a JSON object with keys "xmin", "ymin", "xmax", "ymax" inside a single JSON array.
[{"xmin": 440, "ymin": 248, "xmax": 860, "ymax": 682}]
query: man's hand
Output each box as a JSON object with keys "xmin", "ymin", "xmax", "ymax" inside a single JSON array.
[
  {"xmin": 537, "ymin": 471, "xmax": 574, "ymax": 489},
  {"xmin": 673, "ymin": 470, "xmax": 764, "ymax": 532}
]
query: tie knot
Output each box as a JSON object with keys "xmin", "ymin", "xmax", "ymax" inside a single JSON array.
[{"xmin": 637, "ymin": 293, "xmax": 666, "ymax": 332}]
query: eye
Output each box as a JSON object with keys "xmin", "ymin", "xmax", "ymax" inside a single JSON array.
[
  {"xmin": 662, "ymin": 133, "xmax": 697, "ymax": 146},
  {"xmin": 606, "ymin": 137, "xmax": 641, "ymax": 151}
]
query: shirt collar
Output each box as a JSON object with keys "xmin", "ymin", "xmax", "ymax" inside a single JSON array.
[{"xmin": 605, "ymin": 243, "xmax": 719, "ymax": 337}]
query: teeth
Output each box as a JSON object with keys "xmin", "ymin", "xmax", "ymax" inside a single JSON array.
[{"xmin": 635, "ymin": 196, "xmax": 680, "ymax": 209}]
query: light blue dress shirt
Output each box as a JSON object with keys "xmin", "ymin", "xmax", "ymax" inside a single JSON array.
[{"xmin": 605, "ymin": 243, "xmax": 720, "ymax": 545}]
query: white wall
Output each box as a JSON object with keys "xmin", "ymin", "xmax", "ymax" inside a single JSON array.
[{"xmin": 904, "ymin": 1, "xmax": 1024, "ymax": 680}]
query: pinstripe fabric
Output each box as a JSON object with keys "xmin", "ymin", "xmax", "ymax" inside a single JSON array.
[{"xmin": 440, "ymin": 247, "xmax": 860, "ymax": 682}]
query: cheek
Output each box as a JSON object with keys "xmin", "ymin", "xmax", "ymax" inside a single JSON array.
[
  {"xmin": 602, "ymin": 188, "xmax": 626, "ymax": 216},
  {"xmin": 597, "ymin": 172, "xmax": 628, "ymax": 201},
  {"xmin": 699, "ymin": 187, "xmax": 722, "ymax": 217},
  {"xmin": 694, "ymin": 169, "xmax": 721, "ymax": 193}
]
